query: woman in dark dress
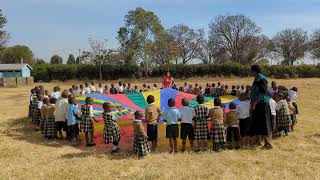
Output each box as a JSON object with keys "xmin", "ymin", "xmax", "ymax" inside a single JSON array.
[{"xmin": 250, "ymin": 65, "xmax": 273, "ymax": 149}]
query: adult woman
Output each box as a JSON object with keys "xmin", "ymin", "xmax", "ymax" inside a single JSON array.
[
  {"xmin": 162, "ymin": 72, "xmax": 174, "ymax": 88},
  {"xmin": 250, "ymin": 65, "xmax": 273, "ymax": 149}
]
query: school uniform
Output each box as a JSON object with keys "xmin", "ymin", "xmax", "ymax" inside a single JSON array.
[
  {"xmin": 230, "ymin": 89, "xmax": 237, "ymax": 96},
  {"xmin": 269, "ymin": 98, "xmax": 277, "ymax": 131},
  {"xmin": 236, "ymin": 100, "xmax": 251, "ymax": 137},
  {"xmin": 103, "ymin": 112, "xmax": 120, "ymax": 145},
  {"xmin": 145, "ymin": 103, "xmax": 162, "ymax": 141},
  {"xmin": 288, "ymin": 101, "xmax": 296, "ymax": 126},
  {"xmin": 96, "ymin": 87, "xmax": 103, "ymax": 94},
  {"xmin": 90, "ymin": 85, "xmax": 96, "ymax": 93},
  {"xmin": 55, "ymin": 98, "xmax": 68, "ymax": 133},
  {"xmin": 32, "ymin": 100, "xmax": 43, "ymax": 127},
  {"xmin": 193, "ymin": 105, "xmax": 209, "ymax": 141},
  {"xmin": 28, "ymin": 94, "xmax": 36, "ymax": 118},
  {"xmin": 179, "ymin": 106, "xmax": 194, "ymax": 140},
  {"xmin": 276, "ymin": 100, "xmax": 291, "ymax": 130},
  {"xmin": 44, "ymin": 104, "xmax": 56, "ymax": 138},
  {"xmin": 224, "ymin": 110, "xmax": 240, "ymax": 142},
  {"xmin": 132, "ymin": 119, "xmax": 150, "ymax": 157},
  {"xmin": 80, "ymin": 104, "xmax": 94, "ymax": 133},
  {"xmin": 163, "ymin": 107, "xmax": 180, "ymax": 139},
  {"xmin": 110, "ymin": 87, "xmax": 118, "ymax": 94},
  {"xmin": 40, "ymin": 104, "xmax": 47, "ymax": 133},
  {"xmin": 84, "ymin": 87, "xmax": 91, "ymax": 94},
  {"xmin": 50, "ymin": 91, "xmax": 61, "ymax": 100},
  {"xmin": 209, "ymin": 106, "xmax": 226, "ymax": 144},
  {"xmin": 67, "ymin": 104, "xmax": 80, "ymax": 140}
]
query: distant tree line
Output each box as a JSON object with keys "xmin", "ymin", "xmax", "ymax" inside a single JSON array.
[{"xmin": 1, "ymin": 7, "xmax": 320, "ymax": 68}]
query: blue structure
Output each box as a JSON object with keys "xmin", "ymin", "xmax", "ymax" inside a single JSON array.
[{"xmin": 0, "ymin": 64, "xmax": 32, "ymax": 78}]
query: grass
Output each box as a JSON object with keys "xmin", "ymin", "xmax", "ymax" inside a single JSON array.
[{"xmin": 0, "ymin": 77, "xmax": 320, "ymax": 179}]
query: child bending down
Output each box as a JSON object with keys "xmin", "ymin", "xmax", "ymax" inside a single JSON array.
[
  {"xmin": 179, "ymin": 98, "xmax": 195, "ymax": 152},
  {"xmin": 208, "ymin": 98, "xmax": 226, "ymax": 152},
  {"xmin": 103, "ymin": 102, "xmax": 121, "ymax": 153},
  {"xmin": 80, "ymin": 97, "xmax": 98, "ymax": 146},
  {"xmin": 224, "ymin": 102, "xmax": 240, "ymax": 149},
  {"xmin": 132, "ymin": 111, "xmax": 150, "ymax": 158},
  {"xmin": 163, "ymin": 98, "xmax": 181, "ymax": 153},
  {"xmin": 193, "ymin": 95, "xmax": 209, "ymax": 152}
]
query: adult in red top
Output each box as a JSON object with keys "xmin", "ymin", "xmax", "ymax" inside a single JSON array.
[{"xmin": 162, "ymin": 72, "xmax": 174, "ymax": 88}]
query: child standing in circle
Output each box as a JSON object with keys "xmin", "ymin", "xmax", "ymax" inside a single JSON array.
[
  {"xmin": 193, "ymin": 94, "xmax": 209, "ymax": 151},
  {"xmin": 209, "ymin": 98, "xmax": 226, "ymax": 152},
  {"xmin": 179, "ymin": 98, "xmax": 195, "ymax": 152},
  {"xmin": 103, "ymin": 102, "xmax": 121, "ymax": 153},
  {"xmin": 132, "ymin": 111, "xmax": 150, "ymax": 158},
  {"xmin": 80, "ymin": 97, "xmax": 97, "ymax": 146}
]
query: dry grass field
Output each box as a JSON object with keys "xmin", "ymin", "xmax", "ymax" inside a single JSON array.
[{"xmin": 1, "ymin": 77, "xmax": 320, "ymax": 179}]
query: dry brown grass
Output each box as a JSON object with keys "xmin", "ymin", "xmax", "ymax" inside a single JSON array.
[{"xmin": 1, "ymin": 77, "xmax": 320, "ymax": 179}]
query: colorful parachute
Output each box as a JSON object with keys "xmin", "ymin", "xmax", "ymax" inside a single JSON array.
[{"xmin": 76, "ymin": 88, "xmax": 240, "ymax": 122}]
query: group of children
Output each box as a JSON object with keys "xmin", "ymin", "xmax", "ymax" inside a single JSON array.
[{"xmin": 28, "ymin": 80, "xmax": 298, "ymax": 157}]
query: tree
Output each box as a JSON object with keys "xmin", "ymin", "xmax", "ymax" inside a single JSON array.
[
  {"xmin": 310, "ymin": 30, "xmax": 320, "ymax": 62},
  {"xmin": 76, "ymin": 56, "xmax": 81, "ymax": 64},
  {"xmin": 270, "ymin": 28, "xmax": 308, "ymax": 65},
  {"xmin": 117, "ymin": 7, "xmax": 165, "ymax": 67},
  {"xmin": 67, "ymin": 54, "xmax": 76, "ymax": 64},
  {"xmin": 197, "ymin": 33, "xmax": 227, "ymax": 64},
  {"xmin": 209, "ymin": 14, "xmax": 264, "ymax": 64},
  {"xmin": 50, "ymin": 54, "xmax": 63, "ymax": 64},
  {"xmin": 34, "ymin": 58, "xmax": 46, "ymax": 64},
  {"xmin": 0, "ymin": 9, "xmax": 9, "ymax": 48},
  {"xmin": 0, "ymin": 45, "xmax": 34, "ymax": 64},
  {"xmin": 168, "ymin": 24, "xmax": 203, "ymax": 64},
  {"xmin": 81, "ymin": 38, "xmax": 115, "ymax": 80}
]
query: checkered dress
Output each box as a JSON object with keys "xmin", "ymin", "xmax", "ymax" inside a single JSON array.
[
  {"xmin": 193, "ymin": 105, "xmax": 209, "ymax": 141},
  {"xmin": 32, "ymin": 101, "xmax": 41, "ymax": 126},
  {"xmin": 103, "ymin": 112, "xmax": 120, "ymax": 144},
  {"xmin": 40, "ymin": 106, "xmax": 46, "ymax": 133},
  {"xmin": 210, "ymin": 124, "xmax": 226, "ymax": 143},
  {"xmin": 276, "ymin": 101, "xmax": 291, "ymax": 128},
  {"xmin": 81, "ymin": 105, "xmax": 94, "ymax": 132},
  {"xmin": 45, "ymin": 116, "xmax": 56, "ymax": 137},
  {"xmin": 28, "ymin": 96, "xmax": 36, "ymax": 118},
  {"xmin": 133, "ymin": 133, "xmax": 150, "ymax": 156}
]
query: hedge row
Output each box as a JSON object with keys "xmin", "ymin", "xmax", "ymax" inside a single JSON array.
[{"xmin": 31, "ymin": 64, "xmax": 320, "ymax": 82}]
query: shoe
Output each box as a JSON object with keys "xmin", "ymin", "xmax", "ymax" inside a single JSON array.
[{"xmin": 111, "ymin": 147, "xmax": 120, "ymax": 154}]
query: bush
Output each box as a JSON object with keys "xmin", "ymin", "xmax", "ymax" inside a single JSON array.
[{"xmin": 30, "ymin": 64, "xmax": 320, "ymax": 82}]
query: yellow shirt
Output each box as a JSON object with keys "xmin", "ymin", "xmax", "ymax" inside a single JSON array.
[{"xmin": 145, "ymin": 103, "xmax": 162, "ymax": 125}]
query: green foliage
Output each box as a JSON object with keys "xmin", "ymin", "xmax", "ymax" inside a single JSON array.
[
  {"xmin": 67, "ymin": 54, "xmax": 76, "ymax": 64},
  {"xmin": 50, "ymin": 54, "xmax": 63, "ymax": 64},
  {"xmin": 31, "ymin": 64, "xmax": 320, "ymax": 82},
  {"xmin": 0, "ymin": 45, "xmax": 34, "ymax": 64},
  {"xmin": 0, "ymin": 9, "xmax": 9, "ymax": 47}
]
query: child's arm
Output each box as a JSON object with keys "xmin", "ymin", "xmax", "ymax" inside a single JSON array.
[{"xmin": 157, "ymin": 107, "xmax": 163, "ymax": 123}]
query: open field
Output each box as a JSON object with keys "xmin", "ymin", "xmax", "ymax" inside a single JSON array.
[{"xmin": 1, "ymin": 77, "xmax": 320, "ymax": 179}]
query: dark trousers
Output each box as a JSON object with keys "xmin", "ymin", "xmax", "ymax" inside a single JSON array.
[{"xmin": 68, "ymin": 123, "xmax": 79, "ymax": 140}]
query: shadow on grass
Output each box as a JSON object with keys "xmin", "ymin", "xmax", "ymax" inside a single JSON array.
[{"xmin": 59, "ymin": 151, "xmax": 137, "ymax": 160}]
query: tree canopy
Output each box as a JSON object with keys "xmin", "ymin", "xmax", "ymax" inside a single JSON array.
[
  {"xmin": 50, "ymin": 54, "xmax": 63, "ymax": 64},
  {"xmin": 0, "ymin": 45, "xmax": 34, "ymax": 64},
  {"xmin": 67, "ymin": 54, "xmax": 76, "ymax": 64}
]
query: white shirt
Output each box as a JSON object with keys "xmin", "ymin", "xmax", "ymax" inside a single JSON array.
[
  {"xmin": 179, "ymin": 106, "xmax": 193, "ymax": 124},
  {"xmin": 288, "ymin": 90, "xmax": 297, "ymax": 102},
  {"xmin": 96, "ymin": 87, "xmax": 103, "ymax": 94},
  {"xmin": 85, "ymin": 87, "xmax": 91, "ymax": 94},
  {"xmin": 269, "ymin": 98, "xmax": 277, "ymax": 116},
  {"xmin": 117, "ymin": 86, "xmax": 124, "ymax": 93},
  {"xmin": 183, "ymin": 86, "xmax": 190, "ymax": 93},
  {"xmin": 152, "ymin": 87, "xmax": 157, "ymax": 90},
  {"xmin": 236, "ymin": 100, "xmax": 250, "ymax": 119},
  {"xmin": 50, "ymin": 91, "xmax": 61, "ymax": 99},
  {"xmin": 55, "ymin": 98, "xmax": 69, "ymax": 122},
  {"xmin": 90, "ymin": 85, "xmax": 96, "ymax": 92}
]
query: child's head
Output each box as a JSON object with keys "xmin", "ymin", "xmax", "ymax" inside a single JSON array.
[
  {"xmin": 232, "ymin": 85, "xmax": 236, "ymax": 90},
  {"xmin": 147, "ymin": 85, "xmax": 151, "ymax": 89},
  {"xmin": 80, "ymin": 84, "xmax": 84, "ymax": 89},
  {"xmin": 111, "ymin": 84, "xmax": 114, "ymax": 88},
  {"xmin": 68, "ymin": 97, "xmax": 76, "ymax": 105},
  {"xmin": 153, "ymin": 84, "xmax": 157, "ymax": 88},
  {"xmin": 62, "ymin": 90, "xmax": 69, "ymax": 98},
  {"xmin": 85, "ymin": 83, "xmax": 89, "ymax": 87},
  {"xmin": 134, "ymin": 85, "xmax": 138, "ymax": 89},
  {"xmin": 104, "ymin": 85, "xmax": 108, "ymax": 89},
  {"xmin": 241, "ymin": 85, "xmax": 245, "ymax": 90},
  {"xmin": 179, "ymin": 87, "xmax": 183, "ymax": 92},
  {"xmin": 85, "ymin": 97, "xmax": 93, "ymax": 105},
  {"xmin": 168, "ymin": 98, "xmax": 175, "ymax": 107},
  {"xmin": 69, "ymin": 88, "xmax": 73, "ymax": 93},
  {"xmin": 91, "ymin": 82, "xmax": 95, "ymax": 85},
  {"xmin": 147, "ymin": 95, "xmax": 155, "ymax": 104},
  {"xmin": 37, "ymin": 93, "xmax": 44, "ymax": 101},
  {"xmin": 225, "ymin": 85, "xmax": 229, "ymax": 89},
  {"xmin": 72, "ymin": 84, "xmax": 76, "ymax": 89},
  {"xmin": 134, "ymin": 111, "xmax": 143, "ymax": 119},
  {"xmin": 189, "ymin": 84, "xmax": 193, "ymax": 88},
  {"xmin": 236, "ymin": 85, "xmax": 240, "ymax": 89},
  {"xmin": 31, "ymin": 88, "xmax": 35, "ymax": 94},
  {"xmin": 123, "ymin": 83, "xmax": 126, "ymax": 88},
  {"xmin": 274, "ymin": 92, "xmax": 284, "ymax": 101},
  {"xmin": 206, "ymin": 83, "xmax": 210, "ymax": 87},
  {"xmin": 103, "ymin": 102, "xmax": 112, "ymax": 112},
  {"xmin": 229, "ymin": 102, "xmax": 236, "ymax": 110},
  {"xmin": 195, "ymin": 83, "xmax": 198, "ymax": 87},
  {"xmin": 181, "ymin": 98, "xmax": 189, "ymax": 107},
  {"xmin": 291, "ymin": 87, "xmax": 298, "ymax": 92},
  {"xmin": 271, "ymin": 81, "xmax": 277, "ymax": 88},
  {"xmin": 39, "ymin": 85, "xmax": 44, "ymax": 91},
  {"xmin": 239, "ymin": 93, "xmax": 247, "ymax": 101},
  {"xmin": 212, "ymin": 83, "xmax": 215, "ymax": 88},
  {"xmin": 50, "ymin": 98, "xmax": 56, "ymax": 104},
  {"xmin": 184, "ymin": 82, "xmax": 187, "ymax": 86},
  {"xmin": 99, "ymin": 83, "xmax": 102, "ymax": 87},
  {"xmin": 43, "ymin": 97, "xmax": 49, "ymax": 105},
  {"xmin": 118, "ymin": 82, "xmax": 122, "ymax": 86},
  {"xmin": 196, "ymin": 94, "xmax": 204, "ymax": 104},
  {"xmin": 143, "ymin": 84, "xmax": 146, "ymax": 88},
  {"xmin": 44, "ymin": 90, "xmax": 49, "ymax": 95},
  {"xmin": 214, "ymin": 97, "xmax": 221, "ymax": 107}
]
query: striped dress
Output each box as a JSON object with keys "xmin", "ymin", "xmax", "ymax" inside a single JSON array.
[
  {"xmin": 276, "ymin": 100, "xmax": 291, "ymax": 128},
  {"xmin": 209, "ymin": 106, "xmax": 226, "ymax": 144},
  {"xmin": 80, "ymin": 105, "xmax": 94, "ymax": 133},
  {"xmin": 44, "ymin": 105, "xmax": 56, "ymax": 138},
  {"xmin": 103, "ymin": 112, "xmax": 120, "ymax": 144},
  {"xmin": 193, "ymin": 105, "xmax": 209, "ymax": 141}
]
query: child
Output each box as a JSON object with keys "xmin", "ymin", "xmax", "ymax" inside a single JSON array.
[
  {"xmin": 117, "ymin": 82, "xmax": 124, "ymax": 94},
  {"xmin": 224, "ymin": 102, "xmax": 240, "ymax": 148},
  {"xmin": 90, "ymin": 82, "xmax": 96, "ymax": 93},
  {"xmin": 240, "ymin": 85, "xmax": 246, "ymax": 94},
  {"xmin": 194, "ymin": 83, "xmax": 201, "ymax": 95},
  {"xmin": 32, "ymin": 93, "xmax": 44, "ymax": 131},
  {"xmin": 208, "ymin": 98, "xmax": 226, "ymax": 152},
  {"xmin": 79, "ymin": 84, "xmax": 86, "ymax": 96},
  {"xmin": 40, "ymin": 97, "xmax": 49, "ymax": 134},
  {"xmin": 144, "ymin": 95, "xmax": 162, "ymax": 152},
  {"xmin": 44, "ymin": 90, "xmax": 50, "ymax": 99},
  {"xmin": 287, "ymin": 96, "xmax": 296, "ymax": 131},
  {"xmin": 211, "ymin": 83, "xmax": 217, "ymax": 96},
  {"xmin": 188, "ymin": 84, "xmax": 193, "ymax": 94},
  {"xmin": 236, "ymin": 93, "xmax": 251, "ymax": 147},
  {"xmin": 80, "ymin": 97, "xmax": 98, "ymax": 146},
  {"xmin": 84, "ymin": 83, "xmax": 91, "ymax": 94},
  {"xmin": 193, "ymin": 94, "xmax": 209, "ymax": 151},
  {"xmin": 275, "ymin": 92, "xmax": 291, "ymax": 136},
  {"xmin": 245, "ymin": 85, "xmax": 251, "ymax": 99},
  {"xmin": 183, "ymin": 82, "xmax": 190, "ymax": 93},
  {"xmin": 204, "ymin": 83, "xmax": 211, "ymax": 96},
  {"xmin": 147, "ymin": 85, "xmax": 151, "ymax": 91},
  {"xmin": 230, "ymin": 85, "xmax": 237, "ymax": 96},
  {"xmin": 134, "ymin": 85, "xmax": 140, "ymax": 93},
  {"xmin": 110, "ymin": 84, "xmax": 118, "ymax": 94},
  {"xmin": 179, "ymin": 98, "xmax": 194, "ymax": 152},
  {"xmin": 163, "ymin": 98, "xmax": 181, "ymax": 153},
  {"xmin": 28, "ymin": 89, "xmax": 36, "ymax": 118},
  {"xmin": 152, "ymin": 84, "xmax": 157, "ymax": 90},
  {"xmin": 44, "ymin": 98, "xmax": 57, "ymax": 139},
  {"xmin": 50, "ymin": 86, "xmax": 61, "ymax": 99},
  {"xmin": 96, "ymin": 83, "xmax": 104, "ymax": 94},
  {"xmin": 103, "ymin": 85, "xmax": 109, "ymax": 94},
  {"xmin": 236, "ymin": 85, "xmax": 241, "ymax": 97},
  {"xmin": 127, "ymin": 83, "xmax": 134, "ymax": 93},
  {"xmin": 224, "ymin": 85, "xmax": 230, "ymax": 95},
  {"xmin": 132, "ymin": 111, "xmax": 150, "ymax": 158},
  {"xmin": 269, "ymin": 93, "xmax": 277, "ymax": 133},
  {"xmin": 142, "ymin": 84, "xmax": 147, "ymax": 92},
  {"xmin": 103, "ymin": 102, "xmax": 121, "ymax": 153},
  {"xmin": 67, "ymin": 98, "xmax": 80, "ymax": 142},
  {"xmin": 289, "ymin": 87, "xmax": 299, "ymax": 120}
]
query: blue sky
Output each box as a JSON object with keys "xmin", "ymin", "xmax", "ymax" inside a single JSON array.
[{"xmin": 1, "ymin": 0, "xmax": 320, "ymax": 63}]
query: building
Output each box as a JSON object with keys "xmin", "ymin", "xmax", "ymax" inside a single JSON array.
[{"xmin": 0, "ymin": 64, "xmax": 34, "ymax": 87}]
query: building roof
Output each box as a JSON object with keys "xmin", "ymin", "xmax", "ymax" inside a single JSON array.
[{"xmin": 0, "ymin": 64, "xmax": 32, "ymax": 71}]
